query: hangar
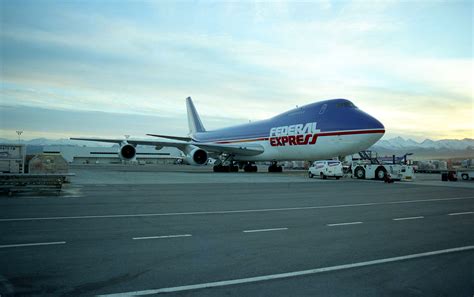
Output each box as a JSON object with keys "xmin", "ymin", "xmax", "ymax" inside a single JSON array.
[{"xmin": 42, "ymin": 145, "xmax": 182, "ymax": 165}]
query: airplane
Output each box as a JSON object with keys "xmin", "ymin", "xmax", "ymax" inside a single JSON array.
[{"xmin": 71, "ymin": 97, "xmax": 385, "ymax": 172}]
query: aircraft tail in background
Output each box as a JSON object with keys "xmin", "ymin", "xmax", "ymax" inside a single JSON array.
[{"xmin": 186, "ymin": 97, "xmax": 206, "ymax": 135}]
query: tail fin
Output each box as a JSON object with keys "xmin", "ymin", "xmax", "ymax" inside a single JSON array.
[{"xmin": 186, "ymin": 97, "xmax": 206, "ymax": 135}]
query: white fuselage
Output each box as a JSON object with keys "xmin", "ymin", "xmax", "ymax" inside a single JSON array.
[{"xmin": 229, "ymin": 130, "xmax": 384, "ymax": 162}]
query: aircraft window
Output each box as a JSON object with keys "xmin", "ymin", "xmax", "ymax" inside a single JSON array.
[
  {"xmin": 319, "ymin": 104, "xmax": 327, "ymax": 114},
  {"xmin": 336, "ymin": 102, "xmax": 357, "ymax": 108},
  {"xmin": 287, "ymin": 110, "xmax": 305, "ymax": 116}
]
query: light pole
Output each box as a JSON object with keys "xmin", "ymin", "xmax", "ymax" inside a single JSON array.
[{"xmin": 16, "ymin": 130, "xmax": 23, "ymax": 144}]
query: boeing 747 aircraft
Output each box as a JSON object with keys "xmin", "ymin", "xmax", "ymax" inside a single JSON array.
[{"xmin": 71, "ymin": 97, "xmax": 385, "ymax": 172}]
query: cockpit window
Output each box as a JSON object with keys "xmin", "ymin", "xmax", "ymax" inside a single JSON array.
[{"xmin": 336, "ymin": 102, "xmax": 357, "ymax": 108}]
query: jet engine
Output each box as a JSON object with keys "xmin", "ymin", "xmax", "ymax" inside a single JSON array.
[
  {"xmin": 184, "ymin": 147, "xmax": 208, "ymax": 165},
  {"xmin": 118, "ymin": 143, "xmax": 136, "ymax": 160}
]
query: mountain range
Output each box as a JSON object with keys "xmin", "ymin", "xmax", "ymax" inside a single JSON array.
[
  {"xmin": 373, "ymin": 137, "xmax": 473, "ymax": 150},
  {"xmin": 371, "ymin": 137, "xmax": 473, "ymax": 160},
  {"xmin": 0, "ymin": 138, "xmax": 113, "ymax": 147}
]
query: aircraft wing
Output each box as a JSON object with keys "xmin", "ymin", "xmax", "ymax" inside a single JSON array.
[
  {"xmin": 70, "ymin": 138, "xmax": 264, "ymax": 156},
  {"xmin": 195, "ymin": 143, "xmax": 264, "ymax": 156},
  {"xmin": 146, "ymin": 134, "xmax": 192, "ymax": 142}
]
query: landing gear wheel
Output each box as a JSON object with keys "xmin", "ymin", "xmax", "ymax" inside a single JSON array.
[
  {"xmin": 268, "ymin": 162, "xmax": 283, "ymax": 173},
  {"xmin": 244, "ymin": 163, "xmax": 258, "ymax": 172},
  {"xmin": 355, "ymin": 167, "xmax": 365, "ymax": 179},
  {"xmin": 268, "ymin": 164, "xmax": 275, "ymax": 172},
  {"xmin": 375, "ymin": 167, "xmax": 387, "ymax": 180},
  {"xmin": 213, "ymin": 165, "xmax": 231, "ymax": 172}
]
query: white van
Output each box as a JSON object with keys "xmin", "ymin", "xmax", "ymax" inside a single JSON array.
[{"xmin": 309, "ymin": 160, "xmax": 343, "ymax": 179}]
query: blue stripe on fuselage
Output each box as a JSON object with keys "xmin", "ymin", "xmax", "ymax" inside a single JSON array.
[{"xmin": 192, "ymin": 99, "xmax": 384, "ymax": 143}]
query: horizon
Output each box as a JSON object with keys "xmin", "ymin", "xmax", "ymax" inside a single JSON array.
[
  {"xmin": 1, "ymin": 1, "xmax": 473, "ymax": 141},
  {"xmin": 1, "ymin": 130, "xmax": 473, "ymax": 143}
]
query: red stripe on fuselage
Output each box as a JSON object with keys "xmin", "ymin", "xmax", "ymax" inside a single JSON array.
[
  {"xmin": 317, "ymin": 129, "xmax": 386, "ymax": 137},
  {"xmin": 211, "ymin": 129, "xmax": 385, "ymax": 144}
]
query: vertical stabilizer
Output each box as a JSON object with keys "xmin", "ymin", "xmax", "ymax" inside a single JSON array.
[{"xmin": 186, "ymin": 97, "xmax": 206, "ymax": 135}]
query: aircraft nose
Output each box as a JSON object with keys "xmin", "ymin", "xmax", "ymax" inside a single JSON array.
[
  {"xmin": 357, "ymin": 112, "xmax": 385, "ymax": 147},
  {"xmin": 355, "ymin": 109, "xmax": 384, "ymax": 131},
  {"xmin": 367, "ymin": 114, "xmax": 384, "ymax": 131}
]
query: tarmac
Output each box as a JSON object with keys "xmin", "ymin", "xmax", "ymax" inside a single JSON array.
[{"xmin": 0, "ymin": 164, "xmax": 473, "ymax": 296}]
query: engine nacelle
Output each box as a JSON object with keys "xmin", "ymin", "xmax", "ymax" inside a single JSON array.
[
  {"xmin": 118, "ymin": 143, "xmax": 137, "ymax": 160},
  {"xmin": 184, "ymin": 147, "xmax": 208, "ymax": 166}
]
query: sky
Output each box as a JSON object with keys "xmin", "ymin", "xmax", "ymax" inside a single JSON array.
[{"xmin": 0, "ymin": 0, "xmax": 473, "ymax": 141}]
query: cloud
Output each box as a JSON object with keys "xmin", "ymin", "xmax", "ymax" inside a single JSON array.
[
  {"xmin": 0, "ymin": 105, "xmax": 247, "ymax": 140},
  {"xmin": 0, "ymin": 1, "xmax": 472, "ymax": 140}
]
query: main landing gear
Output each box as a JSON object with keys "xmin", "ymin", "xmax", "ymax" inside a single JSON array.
[
  {"xmin": 213, "ymin": 155, "xmax": 238, "ymax": 172},
  {"xmin": 213, "ymin": 160, "xmax": 258, "ymax": 173},
  {"xmin": 213, "ymin": 163, "xmax": 238, "ymax": 172},
  {"xmin": 212, "ymin": 154, "xmax": 260, "ymax": 173},
  {"xmin": 268, "ymin": 162, "xmax": 283, "ymax": 173},
  {"xmin": 243, "ymin": 162, "xmax": 258, "ymax": 172}
]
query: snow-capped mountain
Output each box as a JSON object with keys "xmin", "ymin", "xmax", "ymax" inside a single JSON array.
[{"xmin": 374, "ymin": 137, "xmax": 474, "ymax": 150}]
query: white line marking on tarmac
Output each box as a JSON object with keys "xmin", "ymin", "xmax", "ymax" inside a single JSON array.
[
  {"xmin": 2, "ymin": 196, "xmax": 473, "ymax": 222},
  {"xmin": 0, "ymin": 241, "xmax": 66, "ymax": 249},
  {"xmin": 133, "ymin": 234, "xmax": 191, "ymax": 240},
  {"xmin": 327, "ymin": 222, "xmax": 362, "ymax": 227},
  {"xmin": 393, "ymin": 216, "xmax": 424, "ymax": 221},
  {"xmin": 448, "ymin": 211, "xmax": 474, "ymax": 216},
  {"xmin": 97, "ymin": 245, "xmax": 474, "ymax": 297},
  {"xmin": 243, "ymin": 228, "xmax": 288, "ymax": 233}
]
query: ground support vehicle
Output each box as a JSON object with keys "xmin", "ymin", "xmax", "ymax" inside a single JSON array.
[
  {"xmin": 0, "ymin": 173, "xmax": 74, "ymax": 196},
  {"xmin": 351, "ymin": 163, "xmax": 415, "ymax": 181},
  {"xmin": 350, "ymin": 151, "xmax": 415, "ymax": 181},
  {"xmin": 457, "ymin": 169, "xmax": 474, "ymax": 181},
  {"xmin": 308, "ymin": 160, "xmax": 343, "ymax": 179},
  {"xmin": 456, "ymin": 159, "xmax": 474, "ymax": 181}
]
